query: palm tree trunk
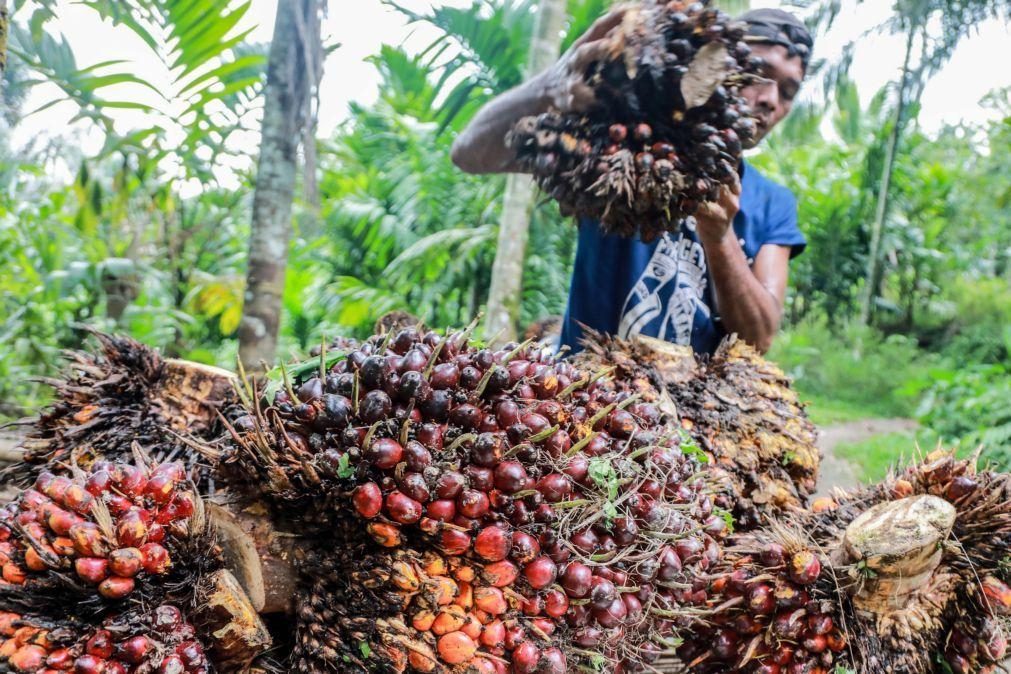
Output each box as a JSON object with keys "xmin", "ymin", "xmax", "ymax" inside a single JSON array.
[
  {"xmin": 483, "ymin": 0, "xmax": 568, "ymax": 344},
  {"xmin": 238, "ymin": 0, "xmax": 323, "ymax": 370},
  {"xmin": 859, "ymin": 26, "xmax": 915, "ymax": 327}
]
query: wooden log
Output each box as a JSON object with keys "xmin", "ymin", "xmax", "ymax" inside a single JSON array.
[{"xmin": 194, "ymin": 568, "xmax": 273, "ymax": 670}]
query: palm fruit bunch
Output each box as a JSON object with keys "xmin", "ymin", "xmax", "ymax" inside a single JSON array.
[
  {"xmin": 4, "ymin": 332, "xmax": 240, "ymax": 492},
  {"xmin": 577, "ymin": 333, "xmax": 819, "ymax": 530},
  {"xmin": 0, "ymin": 459, "xmax": 215, "ymax": 610},
  {"xmin": 508, "ymin": 0, "xmax": 761, "ymax": 240},
  {"xmin": 671, "ymin": 450, "xmax": 1011, "ymax": 674},
  {"xmin": 222, "ymin": 324, "xmax": 726, "ymax": 673},
  {"xmin": 0, "ymin": 604, "xmax": 209, "ymax": 674}
]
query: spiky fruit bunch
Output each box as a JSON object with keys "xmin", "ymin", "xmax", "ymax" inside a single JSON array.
[
  {"xmin": 509, "ymin": 1, "xmax": 762, "ymax": 240},
  {"xmin": 226, "ymin": 325, "xmax": 724, "ymax": 672},
  {"xmin": 4, "ymin": 332, "xmax": 239, "ymax": 492},
  {"xmin": 0, "ymin": 460, "xmax": 214, "ymax": 609},
  {"xmin": 0, "ymin": 604, "xmax": 209, "ymax": 674},
  {"xmin": 672, "ymin": 451, "xmax": 1011, "ymax": 674},
  {"xmin": 577, "ymin": 334, "xmax": 818, "ymax": 530}
]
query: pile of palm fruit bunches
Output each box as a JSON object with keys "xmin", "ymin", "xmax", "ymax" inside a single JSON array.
[
  {"xmin": 509, "ymin": 0, "xmax": 764, "ymax": 241},
  {"xmin": 1, "ymin": 320, "xmax": 1008, "ymax": 674}
]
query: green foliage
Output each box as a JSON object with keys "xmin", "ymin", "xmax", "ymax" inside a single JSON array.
[
  {"xmin": 834, "ymin": 429, "xmax": 941, "ymax": 483},
  {"xmin": 770, "ymin": 321, "xmax": 932, "ymax": 419}
]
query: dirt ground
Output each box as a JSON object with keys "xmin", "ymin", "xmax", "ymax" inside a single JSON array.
[{"xmin": 814, "ymin": 418, "xmax": 920, "ymax": 496}]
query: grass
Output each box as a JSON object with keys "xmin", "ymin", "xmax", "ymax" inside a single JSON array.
[
  {"xmin": 834, "ymin": 428, "xmax": 944, "ymax": 483},
  {"xmin": 798, "ymin": 393, "xmax": 887, "ymax": 426}
]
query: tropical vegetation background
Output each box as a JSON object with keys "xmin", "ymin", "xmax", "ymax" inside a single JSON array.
[{"xmin": 0, "ymin": 0, "xmax": 1009, "ymax": 480}]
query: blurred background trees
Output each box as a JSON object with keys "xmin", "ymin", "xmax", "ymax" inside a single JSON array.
[{"xmin": 1, "ymin": 0, "xmax": 1009, "ymax": 469}]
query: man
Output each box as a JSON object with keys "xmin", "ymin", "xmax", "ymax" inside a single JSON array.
[{"xmin": 451, "ymin": 7, "xmax": 813, "ymax": 355}]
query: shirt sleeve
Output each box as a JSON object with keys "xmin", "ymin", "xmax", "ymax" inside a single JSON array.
[{"xmin": 762, "ymin": 186, "xmax": 806, "ymax": 258}]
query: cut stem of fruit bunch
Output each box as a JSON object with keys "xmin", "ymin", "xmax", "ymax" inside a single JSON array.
[
  {"xmin": 509, "ymin": 1, "xmax": 763, "ymax": 240},
  {"xmin": 673, "ymin": 450, "xmax": 1011, "ymax": 674}
]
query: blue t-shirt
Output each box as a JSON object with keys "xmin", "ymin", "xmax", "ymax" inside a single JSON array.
[{"xmin": 559, "ymin": 161, "xmax": 805, "ymax": 355}]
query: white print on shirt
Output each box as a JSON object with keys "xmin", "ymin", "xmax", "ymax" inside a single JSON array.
[{"xmin": 617, "ymin": 232, "xmax": 710, "ymax": 344}]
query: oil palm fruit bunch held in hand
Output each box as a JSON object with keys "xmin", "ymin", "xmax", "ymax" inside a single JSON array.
[
  {"xmin": 674, "ymin": 451, "xmax": 1011, "ymax": 674},
  {"xmin": 509, "ymin": 1, "xmax": 763, "ymax": 240},
  {"xmin": 224, "ymin": 325, "xmax": 727, "ymax": 673}
]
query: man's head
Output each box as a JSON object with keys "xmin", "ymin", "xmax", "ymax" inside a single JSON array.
[{"xmin": 736, "ymin": 9, "xmax": 813, "ymax": 147}]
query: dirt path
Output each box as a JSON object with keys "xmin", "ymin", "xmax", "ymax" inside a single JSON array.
[{"xmin": 815, "ymin": 418, "xmax": 919, "ymax": 496}]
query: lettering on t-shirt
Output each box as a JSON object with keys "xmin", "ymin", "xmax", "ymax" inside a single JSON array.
[{"xmin": 617, "ymin": 232, "xmax": 710, "ymax": 344}]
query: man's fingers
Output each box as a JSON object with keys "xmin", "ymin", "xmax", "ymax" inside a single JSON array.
[
  {"xmin": 573, "ymin": 5, "xmax": 631, "ymax": 47},
  {"xmin": 571, "ymin": 39, "xmax": 613, "ymax": 71}
]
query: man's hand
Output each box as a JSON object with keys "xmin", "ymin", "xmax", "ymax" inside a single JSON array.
[
  {"xmin": 538, "ymin": 6, "xmax": 631, "ymax": 113},
  {"xmin": 694, "ymin": 174, "xmax": 741, "ymax": 244}
]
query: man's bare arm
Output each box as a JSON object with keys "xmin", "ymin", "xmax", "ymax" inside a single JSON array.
[
  {"xmin": 694, "ymin": 180, "xmax": 790, "ymax": 353},
  {"xmin": 451, "ymin": 7, "xmax": 630, "ymax": 175}
]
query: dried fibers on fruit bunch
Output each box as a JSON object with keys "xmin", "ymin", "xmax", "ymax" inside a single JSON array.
[
  {"xmin": 4, "ymin": 330, "xmax": 241, "ymax": 491},
  {"xmin": 508, "ymin": 1, "xmax": 763, "ymax": 241},
  {"xmin": 222, "ymin": 325, "xmax": 730, "ymax": 673},
  {"xmin": 673, "ymin": 450, "xmax": 1011, "ymax": 674},
  {"xmin": 576, "ymin": 333, "xmax": 819, "ymax": 530}
]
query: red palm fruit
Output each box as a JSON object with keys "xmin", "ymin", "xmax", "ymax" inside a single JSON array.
[
  {"xmin": 2, "ymin": 563, "xmax": 26, "ymax": 585},
  {"xmin": 386, "ymin": 492, "xmax": 423, "ymax": 525},
  {"xmin": 61, "ymin": 484, "xmax": 93, "ymax": 515},
  {"xmin": 760, "ymin": 543, "xmax": 787, "ymax": 567},
  {"xmin": 73, "ymin": 654, "xmax": 107, "ymax": 674},
  {"xmin": 437, "ymin": 632, "xmax": 476, "ymax": 665},
  {"xmin": 982, "ymin": 627, "xmax": 1008, "ymax": 660},
  {"xmin": 563, "ymin": 454, "xmax": 589, "ymax": 484},
  {"xmin": 398, "ymin": 473, "xmax": 431, "ymax": 503},
  {"xmin": 45, "ymin": 476, "xmax": 73, "ymax": 502},
  {"xmin": 523, "ymin": 557, "xmax": 557, "ymax": 590},
  {"xmin": 674, "ymin": 537, "xmax": 704, "ymax": 565},
  {"xmin": 807, "ymin": 614, "xmax": 833, "ymax": 636},
  {"xmin": 69, "ymin": 522, "xmax": 107, "ymax": 557},
  {"xmin": 594, "ymin": 597, "xmax": 628, "ymax": 628},
  {"xmin": 788, "ymin": 551, "xmax": 822, "ymax": 585},
  {"xmin": 367, "ymin": 522, "xmax": 403, "ymax": 548},
  {"xmin": 140, "ymin": 543, "xmax": 171, "ymax": 574},
  {"xmin": 108, "ymin": 548, "xmax": 144, "ymax": 578},
  {"xmin": 510, "ymin": 532, "xmax": 539, "ymax": 564},
  {"xmin": 713, "ymin": 629, "xmax": 740, "ymax": 660},
  {"xmin": 570, "ymin": 528, "xmax": 598, "ymax": 554},
  {"xmin": 175, "ymin": 640, "xmax": 206, "ymax": 669},
  {"xmin": 946, "ymin": 651, "xmax": 971, "ymax": 674},
  {"xmin": 538, "ymin": 648, "xmax": 565, "ymax": 674},
  {"xmin": 366, "ymin": 438, "xmax": 403, "ymax": 470},
  {"xmin": 474, "ymin": 587, "xmax": 507, "ymax": 616},
  {"xmin": 144, "ymin": 475, "xmax": 177, "ymax": 506},
  {"xmin": 622, "ymin": 593, "xmax": 643, "ymax": 622},
  {"xmin": 74, "ymin": 557, "xmax": 109, "ymax": 584},
  {"xmin": 47, "ymin": 507, "xmax": 80, "ymax": 537},
  {"xmin": 773, "ymin": 610, "xmax": 805, "ymax": 640},
  {"xmin": 520, "ymin": 594, "xmax": 543, "ymax": 616},
  {"xmin": 403, "ymin": 441, "xmax": 432, "ymax": 471},
  {"xmin": 480, "ymin": 620, "xmax": 506, "ymax": 648},
  {"xmin": 432, "ymin": 606, "xmax": 467, "ymax": 635},
  {"xmin": 982, "ymin": 576, "xmax": 1011, "ymax": 615},
  {"xmin": 46, "ymin": 647, "xmax": 73, "ymax": 668},
  {"xmin": 755, "ymin": 663, "xmax": 782, "ymax": 674},
  {"xmin": 86, "ymin": 630, "xmax": 114, "ymax": 658},
  {"xmin": 98, "ymin": 575, "xmax": 135, "ymax": 599},
  {"xmin": 352, "ymin": 483, "xmax": 383, "ymax": 519},
  {"xmin": 483, "ymin": 560, "xmax": 519, "ymax": 588},
  {"xmin": 803, "ymin": 634, "xmax": 827, "ymax": 654},
  {"xmin": 34, "ymin": 471, "xmax": 56, "ymax": 494},
  {"xmin": 544, "ymin": 589, "xmax": 569, "ymax": 618},
  {"xmin": 157, "ymin": 654, "xmax": 186, "ymax": 674},
  {"xmin": 590, "ymin": 576, "xmax": 618, "ymax": 610},
  {"xmin": 115, "ymin": 466, "xmax": 147, "ymax": 498},
  {"xmin": 116, "ymin": 510, "xmax": 148, "ymax": 547},
  {"xmin": 427, "ymin": 499, "xmax": 456, "ymax": 521},
  {"xmin": 413, "ymin": 610, "xmax": 436, "ymax": 632},
  {"xmin": 733, "ymin": 613, "xmax": 763, "ymax": 636},
  {"xmin": 84, "ymin": 470, "xmax": 112, "ymax": 497},
  {"xmin": 748, "ymin": 583, "xmax": 776, "ymax": 615},
  {"xmin": 535, "ymin": 474, "xmax": 571, "ymax": 503},
  {"xmin": 441, "ymin": 529, "xmax": 472, "ymax": 556},
  {"xmin": 158, "ymin": 493, "xmax": 195, "ymax": 523},
  {"xmin": 457, "ymin": 490, "xmax": 490, "ymax": 519},
  {"xmin": 117, "ymin": 635, "xmax": 151, "ymax": 664},
  {"xmin": 493, "ymin": 462, "xmax": 528, "ymax": 494},
  {"xmin": 153, "ymin": 605, "xmax": 183, "ymax": 632},
  {"xmin": 474, "ymin": 527, "xmax": 512, "ymax": 562},
  {"xmin": 8, "ymin": 644, "xmax": 46, "ymax": 671},
  {"xmin": 104, "ymin": 494, "xmax": 133, "ymax": 517},
  {"xmin": 657, "ymin": 546, "xmax": 682, "ymax": 582},
  {"xmin": 436, "ymin": 472, "xmax": 466, "ymax": 499},
  {"xmin": 825, "ymin": 630, "xmax": 846, "ymax": 653},
  {"xmin": 946, "ymin": 476, "xmax": 978, "ymax": 501},
  {"xmin": 561, "ymin": 562, "xmax": 593, "ymax": 598},
  {"xmin": 512, "ymin": 642, "xmax": 540, "ymax": 674}
]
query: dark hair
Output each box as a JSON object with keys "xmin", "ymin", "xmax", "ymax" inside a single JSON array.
[{"xmin": 739, "ymin": 8, "xmax": 814, "ymax": 71}]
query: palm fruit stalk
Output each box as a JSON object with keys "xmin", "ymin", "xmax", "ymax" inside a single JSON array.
[
  {"xmin": 0, "ymin": 603, "xmax": 210, "ymax": 674},
  {"xmin": 221, "ymin": 324, "xmax": 728, "ymax": 673},
  {"xmin": 508, "ymin": 0, "xmax": 762, "ymax": 240},
  {"xmin": 4, "ymin": 331, "xmax": 240, "ymax": 492},
  {"xmin": 672, "ymin": 450, "xmax": 1011, "ymax": 673},
  {"xmin": 576, "ymin": 333, "xmax": 819, "ymax": 530}
]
